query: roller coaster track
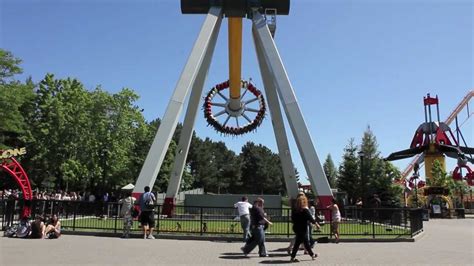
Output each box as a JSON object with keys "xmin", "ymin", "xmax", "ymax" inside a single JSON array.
[{"xmin": 400, "ymin": 90, "xmax": 474, "ymax": 180}]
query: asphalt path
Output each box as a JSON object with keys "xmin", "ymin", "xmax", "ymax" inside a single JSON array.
[{"xmin": 1, "ymin": 219, "xmax": 473, "ymax": 265}]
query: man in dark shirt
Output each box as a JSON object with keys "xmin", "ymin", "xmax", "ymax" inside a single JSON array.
[{"xmin": 241, "ymin": 198, "xmax": 272, "ymax": 257}]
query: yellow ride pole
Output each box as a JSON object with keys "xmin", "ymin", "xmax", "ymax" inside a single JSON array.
[
  {"xmin": 424, "ymin": 144, "xmax": 446, "ymax": 180},
  {"xmin": 228, "ymin": 17, "xmax": 242, "ymax": 111}
]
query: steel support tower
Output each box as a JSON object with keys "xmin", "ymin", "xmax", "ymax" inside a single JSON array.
[{"xmin": 133, "ymin": 1, "xmax": 333, "ymax": 215}]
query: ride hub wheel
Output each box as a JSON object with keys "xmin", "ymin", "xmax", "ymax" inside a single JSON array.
[{"xmin": 203, "ymin": 80, "xmax": 266, "ymax": 136}]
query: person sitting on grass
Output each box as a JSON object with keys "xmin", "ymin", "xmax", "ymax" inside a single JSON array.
[
  {"xmin": 30, "ymin": 215, "xmax": 45, "ymax": 239},
  {"xmin": 44, "ymin": 214, "xmax": 61, "ymax": 239}
]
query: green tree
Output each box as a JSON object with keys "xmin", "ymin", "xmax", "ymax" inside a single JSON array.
[
  {"xmin": 323, "ymin": 154, "xmax": 337, "ymax": 188},
  {"xmin": 0, "ymin": 49, "xmax": 22, "ymax": 83},
  {"xmin": 240, "ymin": 142, "xmax": 285, "ymax": 195},
  {"xmin": 427, "ymin": 160, "xmax": 468, "ymax": 199},
  {"xmin": 211, "ymin": 141, "xmax": 241, "ymax": 194},
  {"xmin": 428, "ymin": 160, "xmax": 451, "ymax": 187},
  {"xmin": 24, "ymin": 74, "xmax": 65, "ymax": 188},
  {"xmin": 0, "ymin": 49, "xmax": 35, "ymax": 149},
  {"xmin": 337, "ymin": 138, "xmax": 360, "ymax": 204},
  {"xmin": 21, "ymin": 74, "xmax": 150, "ymax": 191},
  {"xmin": 360, "ymin": 126, "xmax": 402, "ymax": 206},
  {"xmin": 191, "ymin": 137, "xmax": 218, "ymax": 192},
  {"xmin": 381, "ymin": 161, "xmax": 403, "ymax": 207}
]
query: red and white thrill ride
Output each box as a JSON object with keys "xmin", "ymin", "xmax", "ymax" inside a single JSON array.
[
  {"xmin": 0, "ymin": 147, "xmax": 33, "ymax": 218},
  {"xmin": 133, "ymin": 0, "xmax": 333, "ymax": 216},
  {"xmin": 386, "ymin": 91, "xmax": 474, "ymax": 190}
]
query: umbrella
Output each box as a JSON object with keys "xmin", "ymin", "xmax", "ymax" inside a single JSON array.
[{"xmin": 121, "ymin": 183, "xmax": 135, "ymax": 190}]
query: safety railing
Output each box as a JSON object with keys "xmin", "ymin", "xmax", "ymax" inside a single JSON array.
[{"xmin": 0, "ymin": 199, "xmax": 422, "ymax": 239}]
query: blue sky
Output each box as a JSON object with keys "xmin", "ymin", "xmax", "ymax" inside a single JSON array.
[{"xmin": 1, "ymin": 0, "xmax": 472, "ymax": 183}]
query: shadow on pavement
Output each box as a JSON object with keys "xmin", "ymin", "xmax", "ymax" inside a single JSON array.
[
  {"xmin": 270, "ymin": 247, "xmax": 290, "ymax": 252},
  {"xmin": 220, "ymin": 252, "xmax": 244, "ymax": 256},
  {"xmin": 219, "ymin": 255, "xmax": 250, "ymax": 260},
  {"xmin": 269, "ymin": 253, "xmax": 289, "ymax": 258},
  {"xmin": 260, "ymin": 259, "xmax": 291, "ymax": 264}
]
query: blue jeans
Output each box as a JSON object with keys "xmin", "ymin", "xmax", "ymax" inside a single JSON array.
[
  {"xmin": 242, "ymin": 225, "xmax": 267, "ymax": 256},
  {"xmin": 240, "ymin": 214, "xmax": 250, "ymax": 241}
]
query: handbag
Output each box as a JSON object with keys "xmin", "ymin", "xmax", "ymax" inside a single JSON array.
[{"xmin": 131, "ymin": 205, "xmax": 139, "ymax": 218}]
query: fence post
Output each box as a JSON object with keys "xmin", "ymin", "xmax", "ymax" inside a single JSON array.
[
  {"xmin": 0, "ymin": 200, "xmax": 4, "ymax": 229},
  {"xmin": 156, "ymin": 205, "xmax": 160, "ymax": 235},
  {"xmin": 286, "ymin": 208, "xmax": 290, "ymax": 238},
  {"xmin": 72, "ymin": 203, "xmax": 77, "ymax": 232},
  {"xmin": 404, "ymin": 208, "xmax": 408, "ymax": 235},
  {"xmin": 372, "ymin": 209, "xmax": 376, "ymax": 239},
  {"xmin": 200, "ymin": 207, "xmax": 203, "ymax": 236},
  {"xmin": 329, "ymin": 208, "xmax": 333, "ymax": 239},
  {"xmin": 114, "ymin": 203, "xmax": 118, "ymax": 234}
]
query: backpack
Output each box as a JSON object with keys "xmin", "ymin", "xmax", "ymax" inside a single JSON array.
[
  {"xmin": 16, "ymin": 220, "xmax": 31, "ymax": 238},
  {"xmin": 143, "ymin": 192, "xmax": 154, "ymax": 209},
  {"xmin": 4, "ymin": 226, "xmax": 17, "ymax": 237}
]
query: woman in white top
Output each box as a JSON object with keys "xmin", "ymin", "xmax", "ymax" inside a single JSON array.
[{"xmin": 327, "ymin": 198, "xmax": 341, "ymax": 243}]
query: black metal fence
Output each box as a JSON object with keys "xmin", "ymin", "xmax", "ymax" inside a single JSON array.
[{"xmin": 0, "ymin": 199, "xmax": 423, "ymax": 239}]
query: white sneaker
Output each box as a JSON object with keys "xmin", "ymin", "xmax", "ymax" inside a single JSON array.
[
  {"xmin": 144, "ymin": 234, "xmax": 147, "ymax": 239},
  {"xmin": 147, "ymin": 234, "xmax": 155, "ymax": 239}
]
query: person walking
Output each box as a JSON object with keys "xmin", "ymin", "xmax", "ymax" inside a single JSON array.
[
  {"xmin": 139, "ymin": 186, "xmax": 156, "ymax": 239},
  {"xmin": 327, "ymin": 198, "xmax": 341, "ymax": 243},
  {"xmin": 286, "ymin": 192, "xmax": 306, "ymax": 254},
  {"xmin": 241, "ymin": 198, "xmax": 272, "ymax": 257},
  {"xmin": 119, "ymin": 191, "xmax": 136, "ymax": 238},
  {"xmin": 234, "ymin": 196, "xmax": 252, "ymax": 242},
  {"xmin": 290, "ymin": 195, "xmax": 320, "ymax": 262},
  {"xmin": 308, "ymin": 200, "xmax": 317, "ymax": 249}
]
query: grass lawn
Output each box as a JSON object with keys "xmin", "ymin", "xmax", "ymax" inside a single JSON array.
[{"xmin": 61, "ymin": 217, "xmax": 411, "ymax": 239}]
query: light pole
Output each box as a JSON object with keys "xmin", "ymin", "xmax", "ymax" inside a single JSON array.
[
  {"xmin": 413, "ymin": 163, "xmax": 420, "ymax": 207},
  {"xmin": 358, "ymin": 150, "xmax": 365, "ymax": 206}
]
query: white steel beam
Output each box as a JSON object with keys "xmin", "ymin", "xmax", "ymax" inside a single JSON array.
[
  {"xmin": 133, "ymin": 7, "xmax": 223, "ymax": 195},
  {"xmin": 252, "ymin": 26, "xmax": 299, "ymax": 199},
  {"xmin": 165, "ymin": 12, "xmax": 222, "ymax": 199},
  {"xmin": 251, "ymin": 11, "xmax": 333, "ymax": 204}
]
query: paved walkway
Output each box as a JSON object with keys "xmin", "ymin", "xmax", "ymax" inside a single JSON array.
[{"xmin": 1, "ymin": 219, "xmax": 473, "ymax": 265}]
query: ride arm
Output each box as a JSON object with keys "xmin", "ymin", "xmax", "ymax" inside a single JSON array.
[{"xmin": 385, "ymin": 146, "xmax": 427, "ymax": 161}]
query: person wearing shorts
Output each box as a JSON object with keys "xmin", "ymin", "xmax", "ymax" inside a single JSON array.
[
  {"xmin": 327, "ymin": 198, "xmax": 341, "ymax": 243},
  {"xmin": 139, "ymin": 186, "xmax": 156, "ymax": 239}
]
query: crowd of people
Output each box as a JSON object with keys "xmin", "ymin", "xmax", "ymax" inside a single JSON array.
[{"xmin": 0, "ymin": 188, "xmax": 122, "ymax": 203}]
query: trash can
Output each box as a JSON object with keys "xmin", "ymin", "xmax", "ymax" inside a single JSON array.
[{"xmin": 455, "ymin": 208, "xmax": 465, "ymax": 219}]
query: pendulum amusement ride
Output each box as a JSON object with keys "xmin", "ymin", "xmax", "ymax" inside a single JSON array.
[
  {"xmin": 385, "ymin": 92, "xmax": 474, "ymax": 206},
  {"xmin": 133, "ymin": 0, "xmax": 333, "ymax": 215}
]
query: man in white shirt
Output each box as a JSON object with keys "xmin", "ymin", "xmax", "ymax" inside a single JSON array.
[{"xmin": 234, "ymin": 196, "xmax": 252, "ymax": 242}]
